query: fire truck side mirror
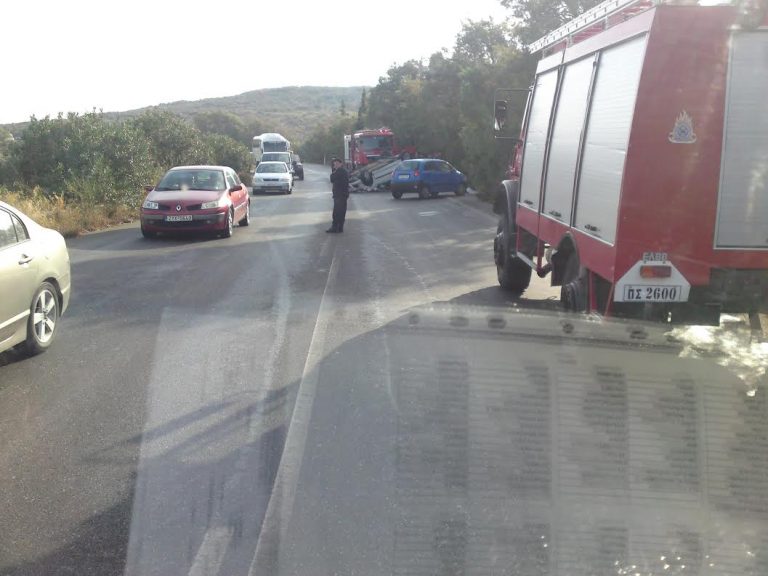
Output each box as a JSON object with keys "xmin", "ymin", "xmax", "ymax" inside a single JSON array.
[{"xmin": 494, "ymin": 100, "xmax": 508, "ymax": 131}]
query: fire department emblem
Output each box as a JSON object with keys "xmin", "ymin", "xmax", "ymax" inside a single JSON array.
[{"xmin": 668, "ymin": 110, "xmax": 697, "ymax": 144}]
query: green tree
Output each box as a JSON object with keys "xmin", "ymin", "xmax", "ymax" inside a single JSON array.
[
  {"xmin": 202, "ymin": 133, "xmax": 253, "ymax": 181},
  {"xmin": 192, "ymin": 111, "xmax": 251, "ymax": 145},
  {"xmin": 15, "ymin": 112, "xmax": 156, "ymax": 205},
  {"xmin": 500, "ymin": 0, "xmax": 603, "ymax": 45},
  {"xmin": 355, "ymin": 88, "xmax": 368, "ymax": 130},
  {"xmin": 0, "ymin": 127, "xmax": 19, "ymax": 186},
  {"xmin": 301, "ymin": 117, "xmax": 356, "ymax": 164},
  {"xmin": 454, "ymin": 18, "xmax": 513, "ymax": 66},
  {"xmin": 129, "ymin": 109, "xmax": 209, "ymax": 170},
  {"xmin": 366, "ymin": 60, "xmax": 427, "ymax": 153}
]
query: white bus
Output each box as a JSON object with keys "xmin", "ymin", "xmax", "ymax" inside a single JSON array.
[{"xmin": 252, "ymin": 133, "xmax": 290, "ymax": 164}]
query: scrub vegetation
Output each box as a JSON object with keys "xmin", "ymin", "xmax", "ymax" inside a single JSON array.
[
  {"xmin": 0, "ymin": 1, "xmax": 611, "ymax": 234},
  {"xmin": 301, "ymin": 0, "xmax": 604, "ymax": 199}
]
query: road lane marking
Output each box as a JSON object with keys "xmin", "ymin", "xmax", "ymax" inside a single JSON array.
[
  {"xmin": 248, "ymin": 242, "xmax": 341, "ymax": 575},
  {"xmin": 185, "ymin": 238, "xmax": 293, "ymax": 576},
  {"xmin": 261, "ymin": 240, "xmax": 291, "ymax": 395},
  {"xmin": 187, "ymin": 526, "xmax": 233, "ymax": 576}
]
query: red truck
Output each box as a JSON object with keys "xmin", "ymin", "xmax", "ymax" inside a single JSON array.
[
  {"xmin": 493, "ymin": 0, "xmax": 768, "ymax": 325},
  {"xmin": 344, "ymin": 128, "xmax": 394, "ymax": 169},
  {"xmin": 344, "ymin": 127, "xmax": 415, "ymax": 170}
]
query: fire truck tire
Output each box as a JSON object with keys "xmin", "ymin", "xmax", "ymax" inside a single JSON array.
[
  {"xmin": 360, "ymin": 170, "xmax": 373, "ymax": 186},
  {"xmin": 495, "ymin": 218, "xmax": 531, "ymax": 295},
  {"xmin": 560, "ymin": 253, "xmax": 586, "ymax": 312},
  {"xmin": 419, "ymin": 185, "xmax": 431, "ymax": 200},
  {"xmin": 498, "ymin": 256, "xmax": 532, "ymax": 295}
]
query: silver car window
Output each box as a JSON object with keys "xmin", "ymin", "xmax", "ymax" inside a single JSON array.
[
  {"xmin": 11, "ymin": 214, "xmax": 29, "ymax": 241},
  {"xmin": 0, "ymin": 210, "xmax": 18, "ymax": 249}
]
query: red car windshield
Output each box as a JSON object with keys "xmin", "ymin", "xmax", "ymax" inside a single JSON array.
[{"xmin": 155, "ymin": 170, "xmax": 226, "ymax": 192}]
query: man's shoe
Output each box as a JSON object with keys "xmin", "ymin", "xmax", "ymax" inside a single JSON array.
[{"xmin": 326, "ymin": 228, "xmax": 338, "ymax": 233}]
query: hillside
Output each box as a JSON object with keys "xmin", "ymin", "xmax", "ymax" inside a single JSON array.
[{"xmin": 3, "ymin": 86, "xmax": 366, "ymax": 146}]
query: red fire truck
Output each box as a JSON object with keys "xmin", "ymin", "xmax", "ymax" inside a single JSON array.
[
  {"xmin": 344, "ymin": 127, "xmax": 415, "ymax": 170},
  {"xmin": 344, "ymin": 128, "xmax": 394, "ymax": 169},
  {"xmin": 493, "ymin": 0, "xmax": 768, "ymax": 324}
]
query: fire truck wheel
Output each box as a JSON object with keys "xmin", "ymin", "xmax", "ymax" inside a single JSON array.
[
  {"xmin": 495, "ymin": 218, "xmax": 531, "ymax": 295},
  {"xmin": 360, "ymin": 170, "xmax": 373, "ymax": 186},
  {"xmin": 419, "ymin": 185, "xmax": 431, "ymax": 200},
  {"xmin": 560, "ymin": 253, "xmax": 586, "ymax": 312}
]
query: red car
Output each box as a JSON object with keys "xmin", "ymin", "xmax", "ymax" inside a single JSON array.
[{"xmin": 140, "ymin": 165, "xmax": 250, "ymax": 239}]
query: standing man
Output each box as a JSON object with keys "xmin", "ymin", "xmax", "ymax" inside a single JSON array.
[{"xmin": 328, "ymin": 158, "xmax": 349, "ymax": 233}]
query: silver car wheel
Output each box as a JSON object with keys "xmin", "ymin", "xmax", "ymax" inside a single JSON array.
[{"xmin": 33, "ymin": 287, "xmax": 58, "ymax": 344}]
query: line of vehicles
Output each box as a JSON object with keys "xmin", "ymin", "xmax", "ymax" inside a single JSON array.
[
  {"xmin": 139, "ymin": 134, "xmax": 303, "ymax": 240},
  {"xmin": 4, "ymin": 0, "xmax": 767, "ymax": 361},
  {"xmin": 251, "ymin": 133, "xmax": 304, "ymax": 183}
]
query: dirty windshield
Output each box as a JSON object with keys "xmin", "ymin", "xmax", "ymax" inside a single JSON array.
[
  {"xmin": 155, "ymin": 169, "xmax": 227, "ymax": 191},
  {"xmin": 256, "ymin": 163, "xmax": 287, "ymax": 173},
  {"xmin": 361, "ymin": 136, "xmax": 393, "ymax": 150},
  {"xmin": 1, "ymin": 1, "xmax": 767, "ymax": 576}
]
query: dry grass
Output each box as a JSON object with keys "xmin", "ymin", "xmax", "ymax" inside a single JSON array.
[{"xmin": 0, "ymin": 189, "xmax": 137, "ymax": 238}]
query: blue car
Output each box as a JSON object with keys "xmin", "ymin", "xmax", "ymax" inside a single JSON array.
[{"xmin": 390, "ymin": 159, "xmax": 468, "ymax": 199}]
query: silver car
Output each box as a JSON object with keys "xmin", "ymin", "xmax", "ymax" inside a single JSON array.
[
  {"xmin": 0, "ymin": 201, "xmax": 71, "ymax": 355},
  {"xmin": 251, "ymin": 161, "xmax": 294, "ymax": 195}
]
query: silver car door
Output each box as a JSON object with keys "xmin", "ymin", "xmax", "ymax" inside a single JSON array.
[{"xmin": 0, "ymin": 209, "xmax": 38, "ymax": 346}]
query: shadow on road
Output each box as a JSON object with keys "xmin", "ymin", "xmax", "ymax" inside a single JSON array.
[
  {"xmin": 0, "ymin": 347, "xmax": 30, "ymax": 368},
  {"xmin": 68, "ymin": 226, "xmax": 222, "ymax": 252},
  {"xmin": 0, "ymin": 385, "xmax": 296, "ymax": 576}
]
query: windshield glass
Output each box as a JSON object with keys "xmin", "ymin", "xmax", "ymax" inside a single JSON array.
[
  {"xmin": 263, "ymin": 141, "xmax": 289, "ymax": 152},
  {"xmin": 359, "ymin": 136, "xmax": 393, "ymax": 151},
  {"xmin": 262, "ymin": 153, "xmax": 290, "ymax": 162},
  {"xmin": 256, "ymin": 163, "xmax": 287, "ymax": 173},
  {"xmin": 3, "ymin": 3, "xmax": 768, "ymax": 576},
  {"xmin": 154, "ymin": 169, "xmax": 226, "ymax": 191}
]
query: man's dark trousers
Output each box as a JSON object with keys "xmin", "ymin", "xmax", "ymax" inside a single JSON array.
[{"xmin": 332, "ymin": 196, "xmax": 347, "ymax": 232}]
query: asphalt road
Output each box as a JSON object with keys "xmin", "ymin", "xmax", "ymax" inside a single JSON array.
[
  {"xmin": 0, "ymin": 164, "xmax": 559, "ymax": 576},
  {"xmin": 3, "ymin": 166, "xmax": 768, "ymax": 576}
]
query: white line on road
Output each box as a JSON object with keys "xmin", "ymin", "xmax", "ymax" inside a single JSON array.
[
  {"xmin": 248, "ymin": 240, "xmax": 341, "ymax": 576},
  {"xmin": 185, "ymin": 238, "xmax": 293, "ymax": 576},
  {"xmin": 187, "ymin": 527, "xmax": 234, "ymax": 576}
]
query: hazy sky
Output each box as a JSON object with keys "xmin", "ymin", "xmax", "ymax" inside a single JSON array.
[{"xmin": 1, "ymin": 0, "xmax": 511, "ymax": 124}]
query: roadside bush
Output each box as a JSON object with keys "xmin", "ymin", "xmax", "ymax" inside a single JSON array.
[
  {"xmin": 1, "ymin": 108, "xmax": 255, "ymax": 235},
  {"xmin": 202, "ymin": 133, "xmax": 253, "ymax": 182},
  {"xmin": 15, "ymin": 112, "xmax": 157, "ymax": 205},
  {"xmin": 0, "ymin": 187, "xmax": 136, "ymax": 238}
]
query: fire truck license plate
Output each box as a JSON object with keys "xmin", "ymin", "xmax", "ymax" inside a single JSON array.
[{"xmin": 623, "ymin": 285, "xmax": 683, "ymax": 302}]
